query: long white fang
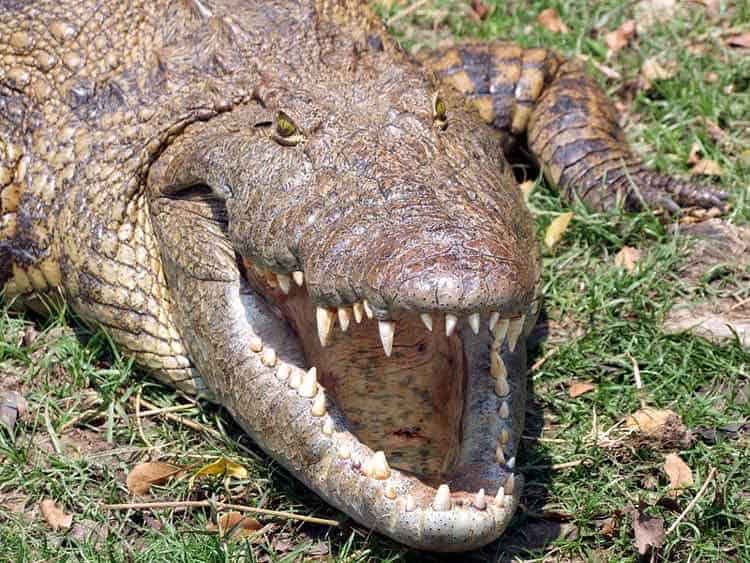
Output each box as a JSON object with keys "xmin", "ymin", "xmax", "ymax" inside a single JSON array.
[
  {"xmin": 420, "ymin": 313, "xmax": 433, "ymax": 332},
  {"xmin": 504, "ymin": 474, "xmax": 515, "ymax": 495},
  {"xmin": 433, "ymin": 484, "xmax": 451, "ymax": 511},
  {"xmin": 495, "ymin": 445, "xmax": 506, "ymax": 464},
  {"xmin": 277, "ymin": 273, "xmax": 291, "ymax": 294},
  {"xmin": 352, "ymin": 302, "xmax": 364, "ymax": 323},
  {"xmin": 311, "ymin": 393, "xmax": 326, "ymax": 416},
  {"xmin": 322, "ymin": 419, "xmax": 333, "ymax": 435},
  {"xmin": 499, "ymin": 401, "xmax": 510, "ymax": 419},
  {"xmin": 261, "ymin": 348, "xmax": 277, "ymax": 367},
  {"xmin": 445, "ymin": 314, "xmax": 458, "ymax": 337},
  {"xmin": 493, "ymin": 318, "xmax": 509, "ymax": 347},
  {"xmin": 494, "ymin": 488, "xmax": 505, "ymax": 507},
  {"xmin": 495, "ymin": 374, "xmax": 510, "ymax": 397},
  {"xmin": 378, "ymin": 320, "xmax": 395, "ymax": 357},
  {"xmin": 338, "ymin": 307, "xmax": 351, "ymax": 332},
  {"xmin": 249, "ymin": 336, "xmax": 263, "ymax": 353},
  {"xmin": 288, "ymin": 369, "xmax": 302, "ymax": 389},
  {"xmin": 292, "ymin": 270, "xmax": 304, "ymax": 286},
  {"xmin": 362, "ymin": 300, "xmax": 374, "ymax": 319},
  {"xmin": 371, "ymin": 451, "xmax": 391, "ymax": 480},
  {"xmin": 499, "ymin": 428, "xmax": 510, "ymax": 445},
  {"xmin": 489, "ymin": 312, "xmax": 500, "ymax": 331},
  {"xmin": 507, "ymin": 314, "xmax": 525, "ymax": 352},
  {"xmin": 276, "ymin": 364, "xmax": 290, "ymax": 381},
  {"xmin": 468, "ymin": 313, "xmax": 480, "ymax": 335},
  {"xmin": 506, "ymin": 456, "xmax": 516, "ymax": 470},
  {"xmin": 490, "ymin": 352, "xmax": 507, "ymax": 380},
  {"xmin": 473, "ymin": 489, "xmax": 486, "ymax": 510},
  {"xmin": 298, "ymin": 367, "xmax": 318, "ymax": 398},
  {"xmin": 316, "ymin": 307, "xmax": 335, "ymax": 347}
]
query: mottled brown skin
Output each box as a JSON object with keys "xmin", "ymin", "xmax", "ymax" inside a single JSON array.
[{"xmin": 0, "ymin": 0, "xmax": 727, "ymax": 552}]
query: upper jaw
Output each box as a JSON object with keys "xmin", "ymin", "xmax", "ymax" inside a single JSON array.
[{"xmin": 235, "ymin": 257, "xmax": 540, "ymax": 551}]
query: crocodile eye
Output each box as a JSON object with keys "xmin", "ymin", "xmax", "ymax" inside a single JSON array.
[
  {"xmin": 432, "ymin": 93, "xmax": 447, "ymax": 129},
  {"xmin": 276, "ymin": 111, "xmax": 297, "ymax": 137}
]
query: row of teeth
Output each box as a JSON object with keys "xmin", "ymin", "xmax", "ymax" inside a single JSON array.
[
  {"xmin": 256, "ymin": 265, "xmax": 528, "ymax": 358},
  {"xmin": 245, "ymin": 276, "xmax": 520, "ymax": 514}
]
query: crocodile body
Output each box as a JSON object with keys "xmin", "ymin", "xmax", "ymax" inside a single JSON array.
[{"xmin": 0, "ymin": 0, "xmax": 726, "ymax": 552}]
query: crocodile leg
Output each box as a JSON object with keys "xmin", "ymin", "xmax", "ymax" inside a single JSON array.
[{"xmin": 423, "ymin": 43, "xmax": 729, "ymax": 211}]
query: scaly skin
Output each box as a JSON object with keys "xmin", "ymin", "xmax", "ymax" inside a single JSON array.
[{"xmin": 0, "ymin": 0, "xmax": 727, "ymax": 552}]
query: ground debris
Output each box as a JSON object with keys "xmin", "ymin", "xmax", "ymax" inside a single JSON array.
[
  {"xmin": 126, "ymin": 461, "xmax": 185, "ymax": 495},
  {"xmin": 663, "ymin": 453, "xmax": 694, "ymax": 497},
  {"xmin": 39, "ymin": 499, "xmax": 73, "ymax": 531},
  {"xmin": 625, "ymin": 505, "xmax": 665, "ymax": 556}
]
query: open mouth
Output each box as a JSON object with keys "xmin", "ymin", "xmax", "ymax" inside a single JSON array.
[{"xmin": 235, "ymin": 256, "xmax": 540, "ymax": 550}]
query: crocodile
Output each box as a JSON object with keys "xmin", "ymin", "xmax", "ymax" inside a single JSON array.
[{"xmin": 0, "ymin": 0, "xmax": 728, "ymax": 552}]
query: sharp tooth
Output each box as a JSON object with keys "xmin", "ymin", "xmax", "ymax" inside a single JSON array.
[
  {"xmin": 288, "ymin": 369, "xmax": 303, "ymax": 389},
  {"xmin": 468, "ymin": 313, "xmax": 480, "ymax": 334},
  {"xmin": 489, "ymin": 312, "xmax": 500, "ymax": 331},
  {"xmin": 311, "ymin": 393, "xmax": 326, "ymax": 416},
  {"xmin": 506, "ymin": 456, "xmax": 516, "ymax": 470},
  {"xmin": 507, "ymin": 314, "xmax": 525, "ymax": 352},
  {"xmin": 338, "ymin": 307, "xmax": 352, "ymax": 332},
  {"xmin": 495, "ymin": 444, "xmax": 506, "ymax": 464},
  {"xmin": 499, "ymin": 428, "xmax": 510, "ymax": 445},
  {"xmin": 249, "ymin": 336, "xmax": 263, "ymax": 353},
  {"xmin": 316, "ymin": 307, "xmax": 335, "ymax": 347},
  {"xmin": 495, "ymin": 373, "xmax": 510, "ymax": 397},
  {"xmin": 385, "ymin": 484, "xmax": 397, "ymax": 500},
  {"xmin": 322, "ymin": 419, "xmax": 334, "ymax": 435},
  {"xmin": 504, "ymin": 474, "xmax": 515, "ymax": 495},
  {"xmin": 362, "ymin": 299, "xmax": 374, "ymax": 319},
  {"xmin": 445, "ymin": 314, "xmax": 458, "ymax": 337},
  {"xmin": 420, "ymin": 313, "xmax": 433, "ymax": 332},
  {"xmin": 261, "ymin": 348, "xmax": 277, "ymax": 367},
  {"xmin": 276, "ymin": 273, "xmax": 291, "ymax": 294},
  {"xmin": 276, "ymin": 364, "xmax": 290, "ymax": 381},
  {"xmin": 433, "ymin": 484, "xmax": 451, "ymax": 511},
  {"xmin": 473, "ymin": 488, "xmax": 486, "ymax": 510},
  {"xmin": 339, "ymin": 445, "xmax": 351, "ymax": 459},
  {"xmin": 494, "ymin": 488, "xmax": 505, "ymax": 507},
  {"xmin": 298, "ymin": 367, "xmax": 318, "ymax": 398},
  {"xmin": 490, "ymin": 352, "xmax": 507, "ymax": 380},
  {"xmin": 499, "ymin": 400, "xmax": 510, "ymax": 419},
  {"xmin": 378, "ymin": 320, "xmax": 395, "ymax": 357},
  {"xmin": 352, "ymin": 302, "xmax": 364, "ymax": 323},
  {"xmin": 292, "ymin": 270, "xmax": 304, "ymax": 286},
  {"xmin": 493, "ymin": 318, "xmax": 509, "ymax": 347},
  {"xmin": 405, "ymin": 494, "xmax": 416, "ymax": 512},
  {"xmin": 371, "ymin": 451, "xmax": 391, "ymax": 480}
]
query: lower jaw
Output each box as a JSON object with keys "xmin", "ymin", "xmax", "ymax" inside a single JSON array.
[{"xmin": 216, "ymin": 263, "xmax": 533, "ymax": 552}]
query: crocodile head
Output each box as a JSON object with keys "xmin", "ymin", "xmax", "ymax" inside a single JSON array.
[{"xmin": 147, "ymin": 28, "xmax": 540, "ymax": 552}]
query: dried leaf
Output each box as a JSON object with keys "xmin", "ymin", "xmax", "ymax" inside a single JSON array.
[
  {"xmin": 126, "ymin": 462, "xmax": 184, "ymax": 495},
  {"xmin": 191, "ymin": 457, "xmax": 248, "ymax": 484},
  {"xmin": 606, "ymin": 20, "xmax": 636, "ymax": 52},
  {"xmin": 569, "ymin": 381, "xmax": 596, "ymax": 398},
  {"xmin": 207, "ymin": 511, "xmax": 263, "ymax": 541},
  {"xmin": 690, "ymin": 159, "xmax": 722, "ymax": 177},
  {"xmin": 641, "ymin": 58, "xmax": 677, "ymax": 89},
  {"xmin": 40, "ymin": 499, "xmax": 73, "ymax": 531},
  {"xmin": 544, "ymin": 212, "xmax": 574, "ymax": 250},
  {"xmin": 469, "ymin": 0, "xmax": 493, "ymax": 21},
  {"xmin": 625, "ymin": 407, "xmax": 678, "ymax": 435},
  {"xmin": 0, "ymin": 391, "xmax": 28, "ymax": 432},
  {"xmin": 615, "ymin": 246, "xmax": 641, "ymax": 273},
  {"xmin": 726, "ymin": 33, "xmax": 750, "ymax": 49},
  {"xmin": 537, "ymin": 8, "xmax": 568, "ymax": 34},
  {"xmin": 663, "ymin": 453, "xmax": 694, "ymax": 496},
  {"xmin": 634, "ymin": 0, "xmax": 677, "ymax": 32},
  {"xmin": 687, "ymin": 142, "xmax": 702, "ymax": 165},
  {"xmin": 625, "ymin": 506, "xmax": 665, "ymax": 555}
]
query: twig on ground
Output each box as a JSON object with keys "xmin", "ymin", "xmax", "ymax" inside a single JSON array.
[
  {"xmin": 103, "ymin": 499, "xmax": 340, "ymax": 527},
  {"xmin": 134, "ymin": 386, "xmax": 154, "ymax": 449},
  {"xmin": 527, "ymin": 346, "xmax": 559, "ymax": 374},
  {"xmin": 629, "ymin": 354, "xmax": 646, "ymax": 408},
  {"xmin": 139, "ymin": 397, "xmax": 224, "ymax": 440},
  {"xmin": 44, "ymin": 403, "xmax": 63, "ymax": 454},
  {"xmin": 132, "ymin": 402, "xmax": 197, "ymax": 417},
  {"xmin": 385, "ymin": 0, "xmax": 430, "ymax": 26},
  {"xmin": 666, "ymin": 467, "xmax": 717, "ymax": 535}
]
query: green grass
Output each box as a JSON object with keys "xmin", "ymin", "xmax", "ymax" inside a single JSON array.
[{"xmin": 2, "ymin": 1, "xmax": 749, "ymax": 561}]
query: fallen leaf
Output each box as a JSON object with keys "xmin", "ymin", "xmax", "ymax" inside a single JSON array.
[
  {"xmin": 469, "ymin": 0, "xmax": 493, "ymax": 21},
  {"xmin": 625, "ymin": 506, "xmax": 665, "ymax": 555},
  {"xmin": 70, "ymin": 518, "xmax": 108, "ymax": 544},
  {"xmin": 690, "ymin": 159, "xmax": 722, "ymax": 176},
  {"xmin": 40, "ymin": 499, "xmax": 73, "ymax": 531},
  {"xmin": 537, "ymin": 8, "xmax": 568, "ymax": 34},
  {"xmin": 207, "ymin": 511, "xmax": 263, "ymax": 541},
  {"xmin": 191, "ymin": 457, "xmax": 248, "ymax": 485},
  {"xmin": 687, "ymin": 142, "xmax": 702, "ymax": 165},
  {"xmin": 0, "ymin": 391, "xmax": 28, "ymax": 432},
  {"xmin": 634, "ymin": 0, "xmax": 677, "ymax": 32},
  {"xmin": 569, "ymin": 381, "xmax": 596, "ymax": 398},
  {"xmin": 599, "ymin": 512, "xmax": 620, "ymax": 537},
  {"xmin": 606, "ymin": 20, "xmax": 636, "ymax": 52},
  {"xmin": 544, "ymin": 212, "xmax": 574, "ymax": 250},
  {"xmin": 726, "ymin": 33, "xmax": 750, "ymax": 49},
  {"xmin": 126, "ymin": 462, "xmax": 184, "ymax": 495},
  {"xmin": 640, "ymin": 58, "xmax": 677, "ymax": 89},
  {"xmin": 663, "ymin": 453, "xmax": 694, "ymax": 496},
  {"xmin": 625, "ymin": 407, "xmax": 678, "ymax": 435},
  {"xmin": 615, "ymin": 246, "xmax": 641, "ymax": 273}
]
